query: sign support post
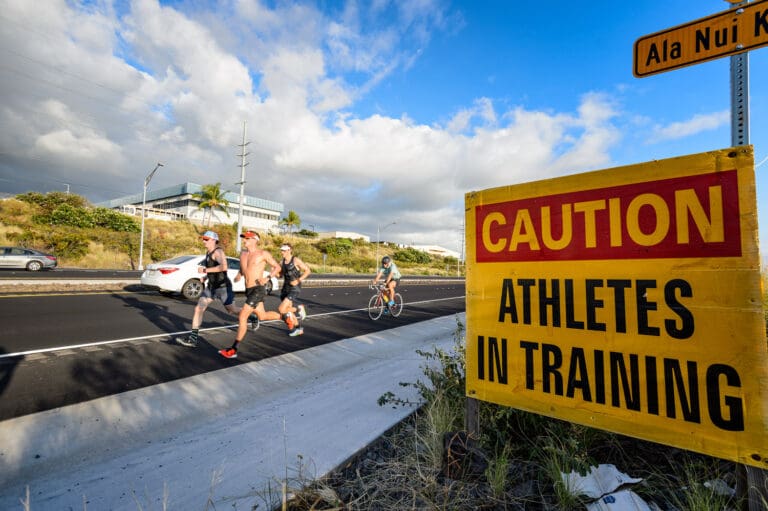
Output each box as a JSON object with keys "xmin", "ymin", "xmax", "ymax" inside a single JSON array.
[{"xmin": 730, "ymin": 44, "xmax": 750, "ymax": 147}]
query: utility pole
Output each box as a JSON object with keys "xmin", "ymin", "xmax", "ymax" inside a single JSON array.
[
  {"xmin": 235, "ymin": 121, "xmax": 250, "ymax": 253},
  {"xmin": 138, "ymin": 162, "xmax": 163, "ymax": 271}
]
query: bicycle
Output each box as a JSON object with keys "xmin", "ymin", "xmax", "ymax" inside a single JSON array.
[{"xmin": 368, "ymin": 283, "xmax": 403, "ymax": 320}]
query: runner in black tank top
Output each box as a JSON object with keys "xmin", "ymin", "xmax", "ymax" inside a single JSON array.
[
  {"xmin": 176, "ymin": 231, "xmax": 243, "ymax": 347},
  {"xmin": 276, "ymin": 243, "xmax": 311, "ymax": 336}
]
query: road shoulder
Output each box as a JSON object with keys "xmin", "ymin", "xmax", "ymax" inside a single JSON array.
[{"xmin": 0, "ymin": 313, "xmax": 465, "ymax": 510}]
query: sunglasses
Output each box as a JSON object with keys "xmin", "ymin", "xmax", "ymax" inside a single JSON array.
[{"xmin": 202, "ymin": 237, "xmax": 212, "ymax": 241}]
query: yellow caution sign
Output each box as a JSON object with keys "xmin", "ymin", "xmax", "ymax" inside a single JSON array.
[{"xmin": 465, "ymin": 147, "xmax": 767, "ymax": 468}]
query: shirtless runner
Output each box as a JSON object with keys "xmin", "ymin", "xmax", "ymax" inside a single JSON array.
[{"xmin": 218, "ymin": 231, "xmax": 281, "ymax": 359}]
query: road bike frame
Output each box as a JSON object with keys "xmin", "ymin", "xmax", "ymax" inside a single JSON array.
[{"xmin": 367, "ymin": 283, "xmax": 403, "ymax": 320}]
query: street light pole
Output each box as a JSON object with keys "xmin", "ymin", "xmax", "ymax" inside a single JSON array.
[
  {"xmin": 138, "ymin": 162, "xmax": 163, "ymax": 271},
  {"xmin": 375, "ymin": 220, "xmax": 397, "ymax": 269}
]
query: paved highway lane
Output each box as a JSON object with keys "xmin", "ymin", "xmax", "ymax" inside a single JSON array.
[
  {"xmin": 0, "ymin": 282, "xmax": 465, "ymax": 421},
  {"xmin": 0, "ymin": 268, "xmax": 142, "ymax": 280}
]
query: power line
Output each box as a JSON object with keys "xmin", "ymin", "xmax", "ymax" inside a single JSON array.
[
  {"xmin": 0, "ymin": 62, "xmax": 152, "ymax": 118},
  {"xmin": 0, "ymin": 152, "xmax": 133, "ymax": 196},
  {"xmin": 0, "ymin": 46, "xmax": 134, "ymax": 99}
]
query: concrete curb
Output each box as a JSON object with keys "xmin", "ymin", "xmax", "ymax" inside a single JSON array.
[{"xmin": 0, "ymin": 313, "xmax": 465, "ymax": 510}]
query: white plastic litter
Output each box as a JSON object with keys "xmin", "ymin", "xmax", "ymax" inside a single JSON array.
[
  {"xmin": 561, "ymin": 464, "xmax": 657, "ymax": 511},
  {"xmin": 562, "ymin": 464, "xmax": 642, "ymax": 499}
]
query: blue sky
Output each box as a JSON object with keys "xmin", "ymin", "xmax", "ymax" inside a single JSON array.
[{"xmin": 0, "ymin": 0, "xmax": 766, "ymax": 263}]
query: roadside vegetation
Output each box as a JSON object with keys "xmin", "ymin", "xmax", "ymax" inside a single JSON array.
[
  {"xmin": 273, "ymin": 319, "xmax": 765, "ymax": 511},
  {"xmin": 0, "ymin": 192, "xmax": 462, "ymax": 276}
]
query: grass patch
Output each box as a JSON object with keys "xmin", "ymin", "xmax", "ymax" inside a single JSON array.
[{"xmin": 282, "ymin": 317, "xmax": 755, "ymax": 510}]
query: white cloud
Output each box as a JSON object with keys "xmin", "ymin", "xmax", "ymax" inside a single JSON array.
[
  {"xmin": 446, "ymin": 97, "xmax": 497, "ymax": 133},
  {"xmin": 0, "ymin": 0, "xmax": 625, "ymax": 253},
  {"xmin": 35, "ymin": 129, "xmax": 120, "ymax": 162},
  {"xmin": 648, "ymin": 110, "xmax": 729, "ymax": 143}
]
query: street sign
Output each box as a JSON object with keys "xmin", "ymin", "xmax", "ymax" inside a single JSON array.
[
  {"xmin": 465, "ymin": 146, "xmax": 768, "ymax": 468},
  {"xmin": 634, "ymin": 0, "xmax": 768, "ymax": 77}
]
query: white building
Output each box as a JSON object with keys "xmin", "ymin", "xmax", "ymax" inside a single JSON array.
[
  {"xmin": 410, "ymin": 244, "xmax": 461, "ymax": 259},
  {"xmin": 98, "ymin": 182, "xmax": 284, "ymax": 232},
  {"xmin": 316, "ymin": 231, "xmax": 370, "ymax": 242}
]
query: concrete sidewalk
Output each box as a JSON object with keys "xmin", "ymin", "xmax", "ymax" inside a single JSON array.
[{"xmin": 0, "ymin": 313, "xmax": 465, "ymax": 510}]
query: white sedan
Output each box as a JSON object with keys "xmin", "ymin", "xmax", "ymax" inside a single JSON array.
[{"xmin": 140, "ymin": 254, "xmax": 279, "ymax": 300}]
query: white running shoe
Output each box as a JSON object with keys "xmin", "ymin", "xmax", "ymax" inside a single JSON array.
[
  {"xmin": 176, "ymin": 336, "xmax": 198, "ymax": 347},
  {"xmin": 297, "ymin": 304, "xmax": 307, "ymax": 321}
]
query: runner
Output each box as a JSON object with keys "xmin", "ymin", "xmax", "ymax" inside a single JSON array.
[
  {"xmin": 276, "ymin": 243, "xmax": 311, "ymax": 336},
  {"xmin": 176, "ymin": 230, "xmax": 241, "ymax": 347},
  {"xmin": 218, "ymin": 231, "xmax": 281, "ymax": 359}
]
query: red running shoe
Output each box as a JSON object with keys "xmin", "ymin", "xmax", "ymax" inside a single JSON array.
[{"xmin": 219, "ymin": 348, "xmax": 238, "ymax": 359}]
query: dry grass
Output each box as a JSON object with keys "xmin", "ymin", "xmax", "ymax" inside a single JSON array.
[{"xmin": 273, "ymin": 322, "xmax": 754, "ymax": 511}]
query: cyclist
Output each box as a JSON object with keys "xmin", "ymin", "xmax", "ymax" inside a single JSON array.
[{"xmin": 372, "ymin": 255, "xmax": 401, "ymax": 309}]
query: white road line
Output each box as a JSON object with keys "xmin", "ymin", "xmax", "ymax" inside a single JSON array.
[{"xmin": 0, "ymin": 296, "xmax": 465, "ymax": 359}]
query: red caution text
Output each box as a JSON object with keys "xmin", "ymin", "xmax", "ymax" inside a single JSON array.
[{"xmin": 475, "ymin": 170, "xmax": 741, "ymax": 262}]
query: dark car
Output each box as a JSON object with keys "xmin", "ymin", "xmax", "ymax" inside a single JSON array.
[{"xmin": 0, "ymin": 246, "xmax": 58, "ymax": 271}]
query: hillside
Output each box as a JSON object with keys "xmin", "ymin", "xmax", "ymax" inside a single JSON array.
[{"xmin": 0, "ymin": 193, "xmax": 462, "ymax": 276}]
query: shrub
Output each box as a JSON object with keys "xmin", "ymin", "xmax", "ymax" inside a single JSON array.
[
  {"xmin": 16, "ymin": 191, "xmax": 88, "ymax": 213},
  {"xmin": 50, "ymin": 232, "xmax": 89, "ymax": 259},
  {"xmin": 46, "ymin": 204, "xmax": 95, "ymax": 228},
  {"xmin": 5, "ymin": 230, "xmax": 37, "ymax": 247},
  {"xmin": 91, "ymin": 207, "xmax": 139, "ymax": 232},
  {"xmin": 317, "ymin": 238, "xmax": 354, "ymax": 257},
  {"xmin": 393, "ymin": 247, "xmax": 432, "ymax": 264}
]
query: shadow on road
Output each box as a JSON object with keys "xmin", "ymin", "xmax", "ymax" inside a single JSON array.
[{"xmin": 0, "ymin": 349, "xmax": 20, "ymax": 400}]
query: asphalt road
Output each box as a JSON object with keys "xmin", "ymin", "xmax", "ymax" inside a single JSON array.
[
  {"xmin": 0, "ymin": 282, "xmax": 465, "ymax": 421},
  {"xmin": 0, "ymin": 268, "xmax": 143, "ymax": 280}
]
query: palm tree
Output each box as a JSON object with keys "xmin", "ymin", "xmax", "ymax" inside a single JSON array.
[
  {"xmin": 280, "ymin": 210, "xmax": 301, "ymax": 234},
  {"xmin": 193, "ymin": 182, "xmax": 230, "ymax": 227}
]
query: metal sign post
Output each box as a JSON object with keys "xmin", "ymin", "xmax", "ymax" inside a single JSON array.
[{"xmin": 730, "ymin": 2, "xmax": 751, "ymax": 146}]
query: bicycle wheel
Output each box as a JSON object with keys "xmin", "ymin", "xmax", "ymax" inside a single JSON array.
[
  {"xmin": 390, "ymin": 293, "xmax": 404, "ymax": 317},
  {"xmin": 368, "ymin": 294, "xmax": 384, "ymax": 320}
]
